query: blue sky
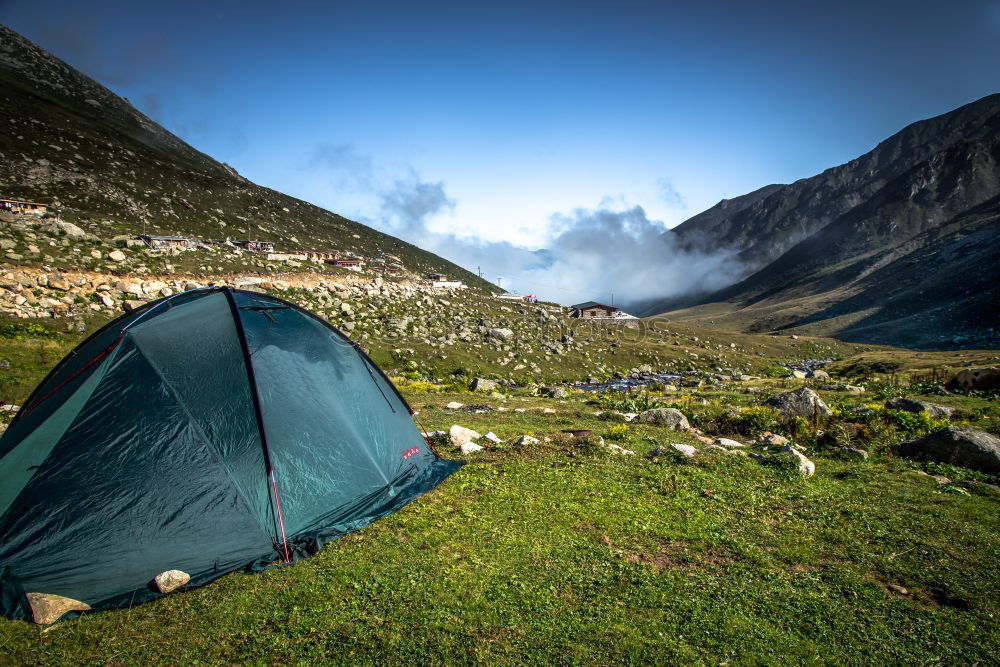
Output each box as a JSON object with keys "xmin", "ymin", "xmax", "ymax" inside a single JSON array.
[{"xmin": 2, "ymin": 0, "xmax": 998, "ymax": 300}]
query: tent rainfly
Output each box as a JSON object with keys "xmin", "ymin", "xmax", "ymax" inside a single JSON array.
[{"xmin": 0, "ymin": 288, "xmax": 462, "ymax": 623}]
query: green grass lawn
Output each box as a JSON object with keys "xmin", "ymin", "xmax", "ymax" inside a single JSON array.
[{"xmin": 0, "ymin": 385, "xmax": 997, "ymax": 664}]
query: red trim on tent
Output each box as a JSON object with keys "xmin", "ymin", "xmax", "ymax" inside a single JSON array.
[{"xmin": 21, "ymin": 336, "xmax": 122, "ymax": 417}]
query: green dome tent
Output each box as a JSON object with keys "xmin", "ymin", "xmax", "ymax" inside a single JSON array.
[{"xmin": 0, "ymin": 288, "xmax": 461, "ymax": 622}]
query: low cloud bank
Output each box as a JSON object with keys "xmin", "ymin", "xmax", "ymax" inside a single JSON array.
[{"xmin": 377, "ymin": 180, "xmax": 743, "ymax": 310}]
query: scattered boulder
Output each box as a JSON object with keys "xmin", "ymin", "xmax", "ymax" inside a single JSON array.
[
  {"xmin": 107, "ymin": 249, "xmax": 127, "ymax": 263},
  {"xmin": 460, "ymin": 441, "xmax": 484, "ymax": 455},
  {"xmin": 669, "ymin": 443, "xmax": 698, "ymax": 458},
  {"xmin": 540, "ymin": 386, "xmax": 568, "ymax": 399},
  {"xmin": 512, "ymin": 435, "xmax": 539, "ymax": 447},
  {"xmin": 606, "ymin": 443, "xmax": 636, "ymax": 455},
  {"xmin": 838, "ymin": 447, "xmax": 869, "ymax": 461},
  {"xmin": 781, "ymin": 444, "xmax": 816, "ymax": 477},
  {"xmin": 53, "ymin": 220, "xmax": 87, "ymax": 239},
  {"xmin": 636, "ymin": 408, "xmax": 689, "ymax": 430},
  {"xmin": 26, "ymin": 592, "xmax": 90, "ymax": 625},
  {"xmin": 791, "ymin": 370, "xmax": 808, "ymax": 379},
  {"xmin": 153, "ymin": 570, "xmax": 190, "ymax": 594},
  {"xmin": 449, "ymin": 425, "xmax": 481, "ymax": 448},
  {"xmin": 946, "ymin": 367, "xmax": 1000, "ymax": 392},
  {"xmin": 885, "ymin": 397, "xmax": 955, "ymax": 419},
  {"xmin": 445, "ymin": 401, "xmax": 464, "ymax": 410},
  {"xmin": 487, "ymin": 327, "xmax": 514, "ymax": 340},
  {"xmin": 469, "ymin": 377, "xmax": 497, "ymax": 393},
  {"xmin": 759, "ymin": 431, "xmax": 789, "ymax": 446},
  {"xmin": 808, "ymin": 369, "xmax": 831, "ymax": 381},
  {"xmin": 765, "ymin": 387, "xmax": 833, "ymax": 420},
  {"xmin": 895, "ymin": 426, "xmax": 1000, "ymax": 473},
  {"xmin": 713, "ymin": 437, "xmax": 746, "ymax": 449},
  {"xmin": 483, "ymin": 431, "xmax": 503, "ymax": 444}
]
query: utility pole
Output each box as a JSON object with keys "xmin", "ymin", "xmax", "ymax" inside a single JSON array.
[
  {"xmin": 611, "ymin": 292, "xmax": 614, "ymax": 306},
  {"xmin": 497, "ymin": 277, "xmax": 503, "ymax": 290}
]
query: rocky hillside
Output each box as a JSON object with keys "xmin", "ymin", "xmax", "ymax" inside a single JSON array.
[
  {"xmin": 0, "ymin": 24, "xmax": 492, "ymax": 289},
  {"xmin": 645, "ymin": 94, "xmax": 1000, "ymax": 347}
]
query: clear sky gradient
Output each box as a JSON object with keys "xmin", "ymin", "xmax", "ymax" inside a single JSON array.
[{"xmin": 2, "ymin": 0, "xmax": 998, "ymax": 297}]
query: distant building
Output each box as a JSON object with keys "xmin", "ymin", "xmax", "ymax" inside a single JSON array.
[
  {"xmin": 496, "ymin": 293, "xmax": 537, "ymax": 303},
  {"xmin": 326, "ymin": 257, "xmax": 363, "ymax": 270},
  {"xmin": 304, "ymin": 250, "xmax": 338, "ymax": 262},
  {"xmin": 427, "ymin": 273, "xmax": 448, "ymax": 282},
  {"xmin": 140, "ymin": 235, "xmax": 194, "ymax": 251},
  {"xmin": 1, "ymin": 198, "xmax": 47, "ymax": 216},
  {"xmin": 570, "ymin": 301, "xmax": 637, "ymax": 320},
  {"xmin": 266, "ymin": 252, "xmax": 307, "ymax": 261},
  {"xmin": 432, "ymin": 280, "xmax": 465, "ymax": 290},
  {"xmin": 233, "ymin": 240, "xmax": 275, "ymax": 253}
]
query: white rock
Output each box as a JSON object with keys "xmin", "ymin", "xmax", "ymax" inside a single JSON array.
[
  {"xmin": 460, "ymin": 441, "xmax": 484, "ymax": 455},
  {"xmin": 153, "ymin": 569, "xmax": 190, "ymax": 594},
  {"xmin": 449, "ymin": 424, "xmax": 481, "ymax": 447},
  {"xmin": 445, "ymin": 401, "xmax": 464, "ymax": 410},
  {"xmin": 714, "ymin": 437, "xmax": 746, "ymax": 448},
  {"xmin": 670, "ymin": 443, "xmax": 698, "ymax": 458},
  {"xmin": 781, "ymin": 444, "xmax": 816, "ymax": 477},
  {"xmin": 484, "ymin": 431, "xmax": 503, "ymax": 444},
  {"xmin": 54, "ymin": 221, "xmax": 87, "ymax": 239},
  {"xmin": 606, "ymin": 443, "xmax": 636, "ymax": 455},
  {"xmin": 108, "ymin": 249, "xmax": 127, "ymax": 262},
  {"xmin": 26, "ymin": 592, "xmax": 90, "ymax": 625},
  {"xmin": 513, "ymin": 435, "xmax": 539, "ymax": 446},
  {"xmin": 542, "ymin": 408, "xmax": 556, "ymax": 414}
]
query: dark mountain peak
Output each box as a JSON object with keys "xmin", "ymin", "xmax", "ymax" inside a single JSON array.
[
  {"xmin": 662, "ymin": 93, "xmax": 1000, "ymax": 272},
  {"xmin": 647, "ymin": 93, "xmax": 1000, "ymax": 348}
]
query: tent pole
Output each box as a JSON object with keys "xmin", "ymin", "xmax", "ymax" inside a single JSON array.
[{"xmin": 223, "ymin": 288, "xmax": 291, "ymax": 563}]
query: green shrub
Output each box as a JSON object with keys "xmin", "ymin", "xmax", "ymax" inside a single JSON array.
[
  {"xmin": 761, "ymin": 364, "xmax": 788, "ymax": 378},
  {"xmin": 0, "ymin": 322, "xmax": 61, "ymax": 341},
  {"xmin": 591, "ymin": 391, "xmax": 658, "ymax": 413},
  {"xmin": 604, "ymin": 424, "xmax": 630, "ymax": 441},
  {"xmin": 885, "ymin": 409, "xmax": 950, "ymax": 437}
]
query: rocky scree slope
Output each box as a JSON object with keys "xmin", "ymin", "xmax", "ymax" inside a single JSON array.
[{"xmin": 0, "ymin": 25, "xmax": 492, "ymax": 289}]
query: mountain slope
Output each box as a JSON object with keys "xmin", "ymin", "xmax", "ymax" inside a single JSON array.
[
  {"xmin": 667, "ymin": 94, "xmax": 1000, "ymax": 268},
  {"xmin": 649, "ymin": 94, "xmax": 1000, "ymax": 348},
  {"xmin": 0, "ymin": 24, "xmax": 493, "ymax": 288}
]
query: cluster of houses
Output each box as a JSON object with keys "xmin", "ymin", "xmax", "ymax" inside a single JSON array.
[
  {"xmin": 426, "ymin": 273, "xmax": 465, "ymax": 289},
  {"xmin": 1, "ymin": 197, "xmax": 47, "ymax": 216}
]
